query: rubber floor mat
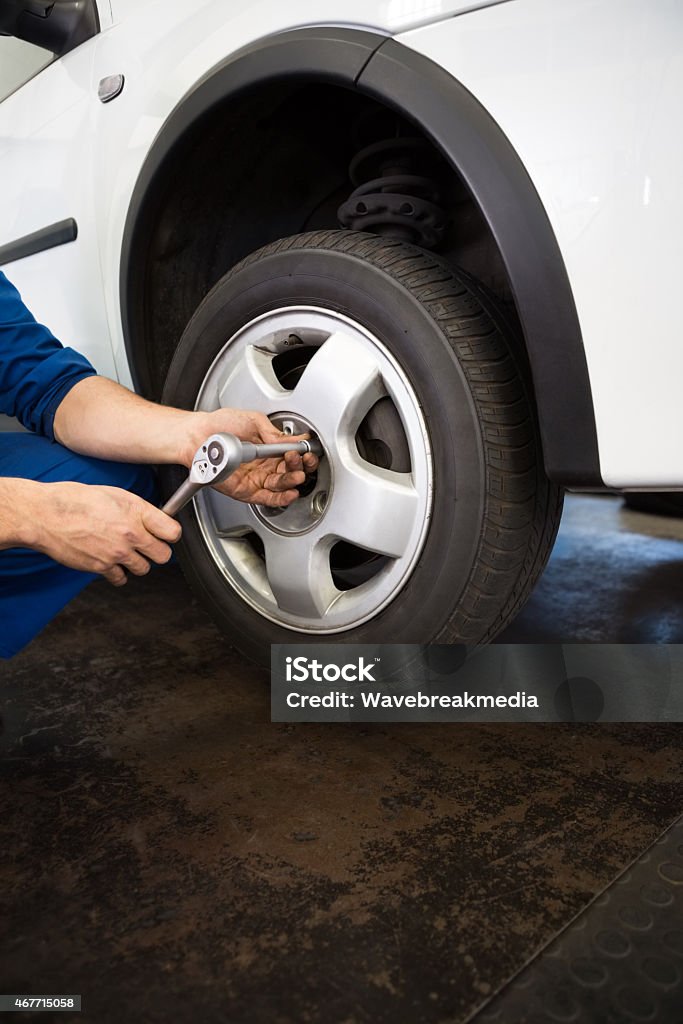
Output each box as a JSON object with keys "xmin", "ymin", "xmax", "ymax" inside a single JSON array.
[{"xmin": 475, "ymin": 816, "xmax": 683, "ymax": 1024}]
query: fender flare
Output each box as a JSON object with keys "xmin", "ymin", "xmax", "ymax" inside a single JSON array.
[{"xmin": 121, "ymin": 27, "xmax": 601, "ymax": 486}]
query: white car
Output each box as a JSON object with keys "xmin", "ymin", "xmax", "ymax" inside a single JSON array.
[{"xmin": 1, "ymin": 0, "xmax": 681, "ymax": 658}]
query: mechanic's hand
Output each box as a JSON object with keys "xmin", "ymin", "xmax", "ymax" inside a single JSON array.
[
  {"xmin": 29, "ymin": 481, "xmax": 181, "ymax": 587},
  {"xmin": 216, "ymin": 444, "xmax": 318, "ymax": 507},
  {"xmin": 205, "ymin": 409, "xmax": 319, "ymax": 507}
]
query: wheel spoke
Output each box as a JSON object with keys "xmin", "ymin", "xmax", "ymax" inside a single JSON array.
[
  {"xmin": 217, "ymin": 345, "xmax": 286, "ymax": 411},
  {"xmin": 325, "ymin": 455, "xmax": 420, "ymax": 558},
  {"xmin": 198, "ymin": 488, "xmax": 257, "ymax": 537},
  {"xmin": 289, "ymin": 332, "xmax": 386, "ymax": 439},
  {"xmin": 261, "ymin": 533, "xmax": 339, "ymax": 618}
]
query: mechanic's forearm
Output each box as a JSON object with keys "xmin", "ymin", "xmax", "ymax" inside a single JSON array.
[
  {"xmin": 0, "ymin": 478, "xmax": 41, "ymax": 549},
  {"xmin": 53, "ymin": 376, "xmax": 213, "ymax": 467}
]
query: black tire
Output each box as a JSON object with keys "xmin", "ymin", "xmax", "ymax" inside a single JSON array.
[{"xmin": 161, "ymin": 230, "xmax": 563, "ymax": 661}]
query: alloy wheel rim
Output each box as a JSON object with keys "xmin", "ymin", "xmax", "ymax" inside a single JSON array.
[{"xmin": 194, "ymin": 306, "xmax": 433, "ymax": 633}]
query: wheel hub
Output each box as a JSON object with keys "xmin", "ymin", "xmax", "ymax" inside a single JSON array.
[{"xmin": 255, "ymin": 412, "xmax": 333, "ymax": 536}]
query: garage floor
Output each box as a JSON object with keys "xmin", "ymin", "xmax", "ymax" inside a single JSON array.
[{"xmin": 1, "ymin": 495, "xmax": 682, "ymax": 1023}]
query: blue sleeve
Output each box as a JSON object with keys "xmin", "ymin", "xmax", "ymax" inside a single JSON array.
[{"xmin": 0, "ymin": 270, "xmax": 97, "ymax": 440}]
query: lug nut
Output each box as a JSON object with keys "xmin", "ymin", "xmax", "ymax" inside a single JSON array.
[{"xmin": 311, "ymin": 491, "xmax": 328, "ymax": 517}]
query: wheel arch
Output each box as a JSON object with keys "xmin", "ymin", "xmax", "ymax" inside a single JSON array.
[{"xmin": 121, "ymin": 27, "xmax": 601, "ymax": 487}]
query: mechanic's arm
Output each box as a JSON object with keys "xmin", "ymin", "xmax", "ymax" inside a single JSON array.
[
  {"xmin": 0, "ymin": 273, "xmax": 181, "ymax": 583},
  {"xmin": 53, "ymin": 375, "xmax": 316, "ymax": 506},
  {"xmin": 0, "ymin": 473, "xmax": 181, "ymax": 585},
  {"xmin": 0, "ymin": 272, "xmax": 313, "ymax": 506},
  {"xmin": 0, "ymin": 272, "xmax": 316, "ymax": 585},
  {"xmin": 0, "ymin": 477, "xmax": 39, "ymax": 549}
]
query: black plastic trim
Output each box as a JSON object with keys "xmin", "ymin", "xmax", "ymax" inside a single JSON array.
[
  {"xmin": 476, "ymin": 815, "xmax": 683, "ymax": 1022},
  {"xmin": 120, "ymin": 27, "xmax": 385, "ymax": 400},
  {"xmin": 121, "ymin": 28, "xmax": 601, "ymax": 486},
  {"xmin": 360, "ymin": 40, "xmax": 601, "ymax": 486},
  {"xmin": 0, "ymin": 218, "xmax": 78, "ymax": 267},
  {"xmin": 2, "ymin": 1, "xmax": 99, "ymax": 58}
]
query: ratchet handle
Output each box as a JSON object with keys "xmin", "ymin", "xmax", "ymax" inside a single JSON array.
[
  {"xmin": 241, "ymin": 439, "xmax": 323, "ymax": 460},
  {"xmin": 161, "ymin": 478, "xmax": 202, "ymax": 518},
  {"xmin": 161, "ymin": 436, "xmax": 323, "ymax": 519}
]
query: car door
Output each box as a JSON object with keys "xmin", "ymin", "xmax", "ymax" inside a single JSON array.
[{"xmin": 0, "ymin": 0, "xmax": 118, "ymax": 381}]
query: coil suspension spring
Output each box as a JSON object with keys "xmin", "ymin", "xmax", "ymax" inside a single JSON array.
[{"xmin": 337, "ymin": 135, "xmax": 447, "ymax": 249}]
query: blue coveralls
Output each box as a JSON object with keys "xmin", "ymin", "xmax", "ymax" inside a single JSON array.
[{"xmin": 0, "ymin": 271, "xmax": 156, "ymax": 658}]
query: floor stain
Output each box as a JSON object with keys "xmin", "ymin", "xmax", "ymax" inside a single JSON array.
[{"xmin": 1, "ymin": 496, "xmax": 682, "ymax": 1023}]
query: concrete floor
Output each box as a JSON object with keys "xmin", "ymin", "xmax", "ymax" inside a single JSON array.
[
  {"xmin": 1, "ymin": 495, "xmax": 682, "ymax": 1023},
  {"xmin": 499, "ymin": 495, "xmax": 683, "ymax": 644}
]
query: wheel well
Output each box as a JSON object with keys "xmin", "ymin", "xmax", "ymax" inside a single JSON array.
[
  {"xmin": 121, "ymin": 28, "xmax": 601, "ymax": 486},
  {"xmin": 129, "ymin": 80, "xmax": 511, "ymax": 399}
]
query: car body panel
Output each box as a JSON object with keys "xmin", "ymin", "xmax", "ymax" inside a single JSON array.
[
  {"xmin": 108, "ymin": 0, "xmax": 513, "ymax": 34},
  {"xmin": 96, "ymin": 0, "xmax": 113, "ymax": 30},
  {"xmin": 0, "ymin": 34, "xmax": 119, "ymax": 382},
  {"xmin": 398, "ymin": 0, "xmax": 683, "ymax": 488},
  {"xmin": 0, "ymin": 0, "xmax": 681, "ymax": 486}
]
